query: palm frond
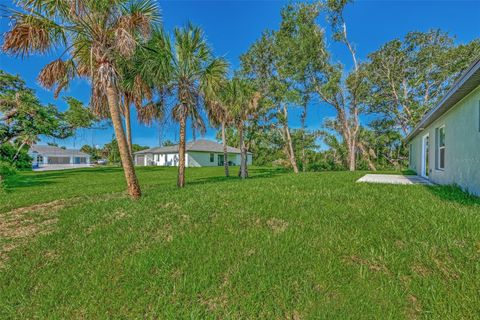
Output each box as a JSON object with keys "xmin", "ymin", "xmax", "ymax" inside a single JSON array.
[
  {"xmin": 120, "ymin": 0, "xmax": 161, "ymax": 37},
  {"xmin": 115, "ymin": 27, "xmax": 136, "ymax": 57},
  {"xmin": 137, "ymin": 100, "xmax": 164, "ymax": 126},
  {"xmin": 201, "ymin": 57, "xmax": 228, "ymax": 100},
  {"xmin": 133, "ymin": 74, "xmax": 152, "ymax": 100},
  {"xmin": 136, "ymin": 27, "xmax": 173, "ymax": 87},
  {"xmin": 37, "ymin": 59, "xmax": 66, "ymax": 87},
  {"xmin": 15, "ymin": 0, "xmax": 71, "ymax": 18},
  {"xmin": 189, "ymin": 106, "xmax": 206, "ymax": 136},
  {"xmin": 38, "ymin": 58, "xmax": 76, "ymax": 98},
  {"xmin": 2, "ymin": 12, "xmax": 65, "ymax": 57},
  {"xmin": 90, "ymin": 85, "xmax": 110, "ymax": 119}
]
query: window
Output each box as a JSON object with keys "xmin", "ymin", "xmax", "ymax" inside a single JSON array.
[
  {"xmin": 36, "ymin": 155, "xmax": 43, "ymax": 163},
  {"xmin": 48, "ymin": 156, "xmax": 71, "ymax": 164},
  {"xmin": 436, "ymin": 126, "xmax": 445, "ymax": 170},
  {"xmin": 75, "ymin": 157, "xmax": 87, "ymax": 164},
  {"xmin": 210, "ymin": 153, "xmax": 214, "ymax": 162}
]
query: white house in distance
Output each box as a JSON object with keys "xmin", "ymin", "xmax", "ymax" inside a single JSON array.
[
  {"xmin": 134, "ymin": 139, "xmax": 253, "ymax": 167},
  {"xmin": 29, "ymin": 144, "xmax": 91, "ymax": 170}
]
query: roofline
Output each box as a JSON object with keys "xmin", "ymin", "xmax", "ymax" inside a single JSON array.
[
  {"xmin": 405, "ymin": 57, "xmax": 480, "ymax": 143},
  {"xmin": 186, "ymin": 149, "xmax": 252, "ymax": 155},
  {"xmin": 29, "ymin": 146, "xmax": 90, "ymax": 157},
  {"xmin": 133, "ymin": 140, "xmax": 252, "ymax": 155},
  {"xmin": 29, "ymin": 152, "xmax": 90, "ymax": 156}
]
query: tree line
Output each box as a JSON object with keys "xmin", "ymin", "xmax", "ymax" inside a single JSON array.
[
  {"xmin": 1, "ymin": 0, "xmax": 478, "ymax": 198},
  {"xmin": 236, "ymin": 1, "xmax": 479, "ymax": 173},
  {"xmin": 0, "ymin": 70, "xmax": 96, "ymax": 181}
]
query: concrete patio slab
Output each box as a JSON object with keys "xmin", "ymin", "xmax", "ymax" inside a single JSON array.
[{"xmin": 357, "ymin": 174, "xmax": 433, "ymax": 185}]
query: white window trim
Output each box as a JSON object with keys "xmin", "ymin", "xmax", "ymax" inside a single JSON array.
[{"xmin": 421, "ymin": 133, "xmax": 429, "ymax": 178}]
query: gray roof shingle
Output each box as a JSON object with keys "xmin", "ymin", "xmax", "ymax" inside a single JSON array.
[
  {"xmin": 29, "ymin": 145, "xmax": 90, "ymax": 157},
  {"xmin": 134, "ymin": 139, "xmax": 252, "ymax": 155}
]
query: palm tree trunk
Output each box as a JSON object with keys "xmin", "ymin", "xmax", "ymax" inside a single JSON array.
[
  {"xmin": 124, "ymin": 104, "xmax": 132, "ymax": 156},
  {"xmin": 178, "ymin": 114, "xmax": 187, "ymax": 187},
  {"xmin": 222, "ymin": 121, "xmax": 229, "ymax": 177},
  {"xmin": 238, "ymin": 122, "xmax": 247, "ymax": 179},
  {"xmin": 106, "ymin": 84, "xmax": 141, "ymax": 199}
]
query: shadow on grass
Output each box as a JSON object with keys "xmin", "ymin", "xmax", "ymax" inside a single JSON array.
[
  {"xmin": 3, "ymin": 174, "xmax": 59, "ymax": 191},
  {"xmin": 3, "ymin": 167, "xmax": 125, "ymax": 191},
  {"xmin": 187, "ymin": 167, "xmax": 287, "ymax": 186},
  {"xmin": 426, "ymin": 184, "xmax": 480, "ymax": 207}
]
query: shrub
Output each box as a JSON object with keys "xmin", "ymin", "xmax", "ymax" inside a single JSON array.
[
  {"xmin": 0, "ymin": 144, "xmax": 32, "ymax": 169},
  {"xmin": 0, "ymin": 161, "xmax": 17, "ymax": 176},
  {"xmin": 0, "ymin": 161, "xmax": 17, "ymax": 189}
]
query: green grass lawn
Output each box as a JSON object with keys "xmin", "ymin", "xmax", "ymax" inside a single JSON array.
[{"xmin": 1, "ymin": 167, "xmax": 480, "ymax": 319}]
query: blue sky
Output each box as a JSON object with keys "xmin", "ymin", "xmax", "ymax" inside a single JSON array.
[{"xmin": 1, "ymin": 0, "xmax": 479, "ymax": 149}]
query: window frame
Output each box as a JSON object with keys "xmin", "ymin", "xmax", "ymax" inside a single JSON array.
[
  {"xmin": 435, "ymin": 125, "xmax": 446, "ymax": 171},
  {"xmin": 210, "ymin": 153, "xmax": 214, "ymax": 163},
  {"xmin": 409, "ymin": 144, "xmax": 413, "ymax": 165}
]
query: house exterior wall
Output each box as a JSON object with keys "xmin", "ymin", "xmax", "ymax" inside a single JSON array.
[
  {"xmin": 29, "ymin": 153, "xmax": 90, "ymax": 167},
  {"xmin": 232, "ymin": 154, "xmax": 253, "ymax": 166},
  {"xmin": 187, "ymin": 152, "xmax": 240, "ymax": 167},
  {"xmin": 409, "ymin": 85, "xmax": 480, "ymax": 195},
  {"xmin": 135, "ymin": 151, "xmax": 252, "ymax": 167},
  {"xmin": 144, "ymin": 153, "xmax": 154, "ymax": 166},
  {"xmin": 135, "ymin": 155, "xmax": 146, "ymax": 166},
  {"xmin": 164, "ymin": 153, "xmax": 179, "ymax": 166}
]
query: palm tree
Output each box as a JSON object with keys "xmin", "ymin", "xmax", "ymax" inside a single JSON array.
[
  {"xmin": 118, "ymin": 57, "xmax": 155, "ymax": 155},
  {"xmin": 222, "ymin": 78, "xmax": 259, "ymax": 179},
  {"xmin": 140, "ymin": 25, "xmax": 228, "ymax": 187},
  {"xmin": 2, "ymin": 0, "xmax": 160, "ymax": 199},
  {"xmin": 205, "ymin": 86, "xmax": 231, "ymax": 177}
]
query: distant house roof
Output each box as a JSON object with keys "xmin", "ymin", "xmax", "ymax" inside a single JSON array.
[
  {"xmin": 29, "ymin": 145, "xmax": 90, "ymax": 157},
  {"xmin": 406, "ymin": 57, "xmax": 480, "ymax": 143},
  {"xmin": 134, "ymin": 139, "xmax": 252, "ymax": 155}
]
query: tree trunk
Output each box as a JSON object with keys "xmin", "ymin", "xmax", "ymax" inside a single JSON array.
[
  {"xmin": 177, "ymin": 114, "xmax": 186, "ymax": 188},
  {"xmin": 282, "ymin": 104, "xmax": 299, "ymax": 174},
  {"xmin": 348, "ymin": 140, "xmax": 356, "ymax": 172},
  {"xmin": 124, "ymin": 104, "xmax": 132, "ymax": 156},
  {"xmin": 106, "ymin": 84, "xmax": 141, "ymax": 199},
  {"xmin": 238, "ymin": 122, "xmax": 248, "ymax": 179},
  {"xmin": 13, "ymin": 140, "xmax": 27, "ymax": 162},
  {"xmin": 301, "ymin": 100, "xmax": 308, "ymax": 172},
  {"xmin": 222, "ymin": 121, "xmax": 229, "ymax": 177},
  {"xmin": 358, "ymin": 142, "xmax": 376, "ymax": 171}
]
